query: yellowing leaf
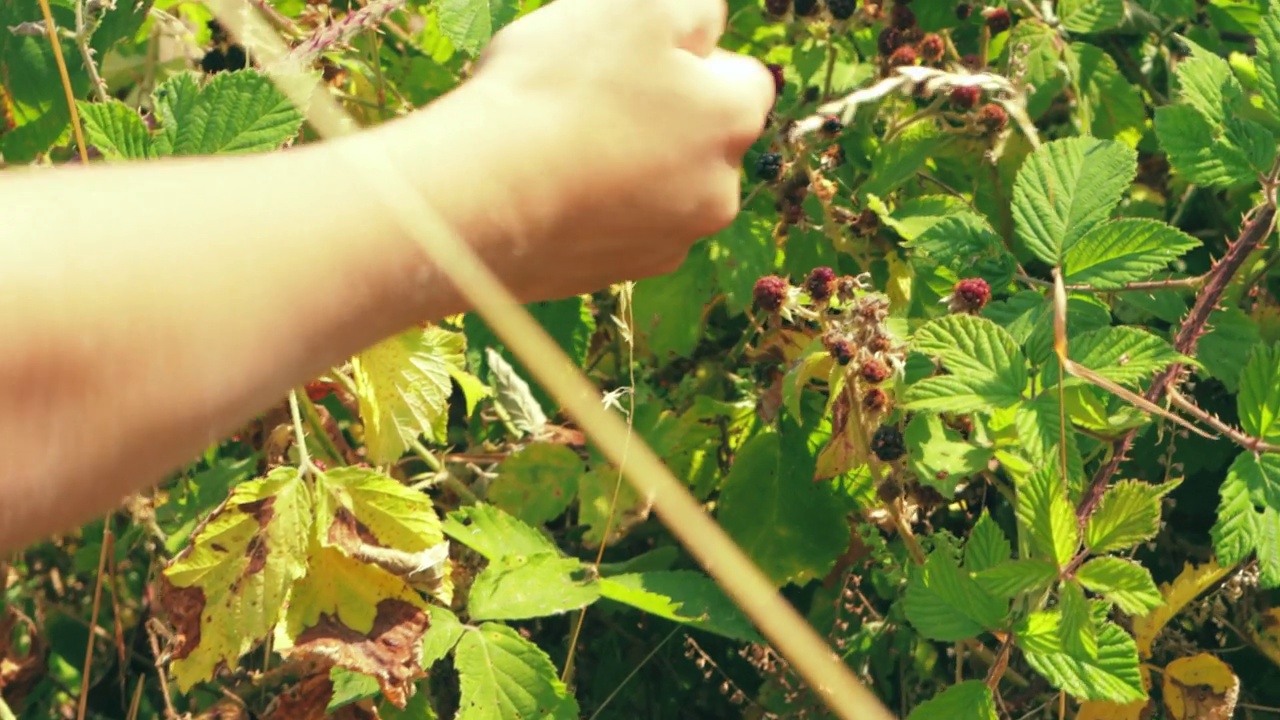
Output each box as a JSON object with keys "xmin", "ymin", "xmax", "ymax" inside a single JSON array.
[
  {"xmin": 161, "ymin": 467, "xmax": 312, "ymax": 690},
  {"xmin": 1132, "ymin": 559, "xmax": 1233, "ymax": 658},
  {"xmin": 352, "ymin": 326, "xmax": 472, "ymax": 464},
  {"xmin": 1162, "ymin": 654, "xmax": 1239, "ymax": 720}
]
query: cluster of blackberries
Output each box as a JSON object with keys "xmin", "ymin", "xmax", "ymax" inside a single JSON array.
[
  {"xmin": 766, "ymin": 0, "xmax": 858, "ymax": 21},
  {"xmin": 200, "ymin": 20, "xmax": 248, "ymax": 74}
]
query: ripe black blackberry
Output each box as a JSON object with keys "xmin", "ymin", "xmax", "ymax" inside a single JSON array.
[
  {"xmin": 765, "ymin": 0, "xmax": 791, "ymax": 17},
  {"xmin": 871, "ymin": 425, "xmax": 907, "ymax": 462},
  {"xmin": 984, "ymin": 7, "xmax": 1012, "ymax": 33},
  {"xmin": 827, "ymin": 0, "xmax": 857, "ymax": 20},
  {"xmin": 878, "ymin": 27, "xmax": 903, "ymax": 55},
  {"xmin": 820, "ymin": 115, "xmax": 843, "ymax": 136},
  {"xmin": 766, "ymin": 63, "xmax": 786, "ymax": 97},
  {"xmin": 955, "ymin": 2, "xmax": 972, "ymax": 19},
  {"xmin": 755, "ymin": 152, "xmax": 784, "ymax": 181},
  {"xmin": 794, "ymin": 0, "xmax": 820, "ymax": 15}
]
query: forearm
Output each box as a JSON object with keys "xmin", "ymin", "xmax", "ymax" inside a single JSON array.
[{"xmin": 0, "ymin": 84, "xmax": 516, "ymax": 552}]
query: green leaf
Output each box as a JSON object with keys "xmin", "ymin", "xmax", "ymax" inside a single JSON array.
[
  {"xmin": 153, "ymin": 70, "xmax": 304, "ymax": 155},
  {"xmin": 708, "ymin": 211, "xmax": 779, "ymax": 316},
  {"xmin": 1058, "ymin": 0, "xmax": 1124, "ymax": 32},
  {"xmin": 864, "ymin": 121, "xmax": 949, "ymax": 197},
  {"xmin": 467, "ymin": 555, "xmax": 599, "ymax": 621},
  {"xmin": 1085, "ymin": 479, "xmax": 1178, "ymax": 553},
  {"xmin": 1076, "ymin": 557, "xmax": 1163, "ymax": 615},
  {"xmin": 77, "ymin": 99, "xmax": 155, "ymax": 159},
  {"xmin": 1239, "ymin": 343, "xmax": 1280, "ymax": 443},
  {"xmin": 1067, "ymin": 42, "xmax": 1146, "ymax": 147},
  {"xmin": 1212, "ymin": 452, "xmax": 1271, "ymax": 568},
  {"xmin": 1004, "ymin": 20, "xmax": 1068, "ymax": 119},
  {"xmin": 436, "ymin": 0, "xmax": 519, "ymax": 56},
  {"xmin": 1172, "ymin": 35, "xmax": 1242, "ymax": 124},
  {"xmin": 1016, "ymin": 464, "xmax": 1079, "ymax": 567},
  {"xmin": 577, "ymin": 464, "xmax": 651, "ymax": 548},
  {"xmin": 1059, "ymin": 580, "xmax": 1098, "ymax": 660},
  {"xmin": 1062, "ymin": 220, "xmax": 1201, "ymax": 289},
  {"xmin": 903, "ymin": 546, "xmax": 1008, "ymax": 641},
  {"xmin": 484, "ymin": 348, "xmax": 547, "ymax": 437},
  {"xmin": 1063, "ymin": 326, "xmax": 1186, "ymax": 388},
  {"xmin": 0, "ymin": 19, "xmax": 90, "ymax": 162},
  {"xmin": 1014, "ymin": 394, "xmax": 1086, "ymax": 497},
  {"xmin": 974, "ymin": 559, "xmax": 1059, "ymax": 599},
  {"xmin": 162, "ymin": 467, "xmax": 311, "ymax": 690},
  {"xmin": 352, "ymin": 326, "xmax": 471, "ymax": 463},
  {"xmin": 442, "ymin": 503, "xmax": 559, "ymax": 561},
  {"xmin": 486, "ymin": 443, "xmax": 583, "ymax": 526},
  {"xmin": 1198, "ymin": 308, "xmax": 1261, "ymax": 392},
  {"xmin": 328, "ymin": 667, "xmax": 382, "ymax": 712},
  {"xmin": 717, "ymin": 429, "xmax": 849, "ymax": 587},
  {"xmin": 632, "ymin": 241, "xmax": 717, "ymax": 360},
  {"xmin": 966, "ymin": 510, "xmax": 1012, "ymax": 573},
  {"xmin": 423, "ymin": 606, "xmax": 465, "ymax": 667},
  {"xmin": 1011, "ymin": 137, "xmax": 1137, "ymax": 265},
  {"xmin": 904, "ymin": 315, "xmax": 1028, "ymax": 412},
  {"xmin": 1017, "ymin": 612, "xmax": 1146, "ymax": 702},
  {"xmin": 599, "ymin": 571, "xmax": 763, "ymax": 643},
  {"xmin": 453, "ymin": 623, "xmax": 579, "ymax": 720},
  {"xmin": 1155, "ymin": 104, "xmax": 1274, "ymax": 187},
  {"xmin": 906, "ymin": 680, "xmax": 998, "ymax": 720},
  {"xmin": 872, "ymin": 194, "xmax": 970, "ymax": 241},
  {"xmin": 1257, "ymin": 0, "xmax": 1280, "ymax": 118},
  {"xmin": 315, "ymin": 466, "xmax": 447, "ymax": 551},
  {"xmin": 904, "ymin": 413, "xmax": 994, "ymax": 498}
]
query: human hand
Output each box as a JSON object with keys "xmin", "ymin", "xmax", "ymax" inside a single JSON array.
[{"xmin": 392, "ymin": 0, "xmax": 775, "ymax": 304}]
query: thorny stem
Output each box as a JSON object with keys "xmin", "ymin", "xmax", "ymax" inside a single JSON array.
[
  {"xmin": 75, "ymin": 0, "xmax": 109, "ymax": 102},
  {"xmin": 1018, "ymin": 273, "xmax": 1204, "ymax": 293},
  {"xmin": 1075, "ymin": 199, "xmax": 1280, "ymax": 527},
  {"xmin": 1166, "ymin": 386, "xmax": 1280, "ymax": 453}
]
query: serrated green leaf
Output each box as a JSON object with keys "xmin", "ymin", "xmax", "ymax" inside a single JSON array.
[
  {"xmin": 436, "ymin": 0, "xmax": 519, "ymax": 56},
  {"xmin": 353, "ymin": 326, "xmax": 469, "ymax": 464},
  {"xmin": 966, "ymin": 510, "xmax": 1012, "ymax": 573},
  {"xmin": 904, "ymin": 547, "xmax": 1008, "ymax": 641},
  {"xmin": 154, "ymin": 69, "xmax": 303, "ymax": 155},
  {"xmin": 1018, "ymin": 612, "xmax": 1146, "ymax": 702},
  {"xmin": 423, "ymin": 606, "xmax": 465, "ymax": 667},
  {"xmin": 486, "ymin": 443, "xmax": 582, "ymax": 526},
  {"xmin": 632, "ymin": 241, "xmax": 717, "ymax": 360},
  {"xmin": 717, "ymin": 430, "xmax": 849, "ymax": 587},
  {"xmin": 906, "ymin": 680, "xmax": 998, "ymax": 720},
  {"xmin": 484, "ymin": 348, "xmax": 547, "ymax": 437},
  {"xmin": 1004, "ymin": 20, "xmax": 1068, "ymax": 119},
  {"xmin": 1086, "ymin": 479, "xmax": 1178, "ymax": 553},
  {"xmin": 1062, "ymin": 220, "xmax": 1201, "ymax": 289},
  {"xmin": 1172, "ymin": 35, "xmax": 1242, "ymax": 124},
  {"xmin": 454, "ymin": 623, "xmax": 578, "ymax": 720},
  {"xmin": 77, "ymin": 99, "xmax": 155, "ymax": 159},
  {"xmin": 1198, "ymin": 308, "xmax": 1261, "ymax": 392},
  {"xmin": 466, "ymin": 297, "xmax": 595, "ymax": 414},
  {"xmin": 1068, "ymin": 42, "xmax": 1146, "ymax": 147},
  {"xmin": 873, "ymin": 194, "xmax": 971, "ymax": 241},
  {"xmin": 1012, "ymin": 137, "xmax": 1137, "ymax": 265},
  {"xmin": 599, "ymin": 571, "xmax": 763, "ymax": 643},
  {"xmin": 1062, "ymin": 326, "xmax": 1186, "ymax": 388},
  {"xmin": 468, "ymin": 555, "xmax": 599, "ymax": 621},
  {"xmin": 1076, "ymin": 557, "xmax": 1163, "ymax": 615},
  {"xmin": 327, "ymin": 667, "xmax": 381, "ymax": 712},
  {"xmin": 1016, "ymin": 464, "xmax": 1079, "ymax": 567},
  {"xmin": 0, "ymin": 20, "xmax": 89, "ymax": 162},
  {"xmin": 577, "ymin": 464, "xmax": 651, "ymax": 548},
  {"xmin": 442, "ymin": 503, "xmax": 558, "ymax": 561},
  {"xmin": 864, "ymin": 121, "xmax": 949, "ymax": 197},
  {"xmin": 1014, "ymin": 394, "xmax": 1087, "ymax": 498},
  {"xmin": 1155, "ymin": 104, "xmax": 1273, "ymax": 187},
  {"xmin": 904, "ymin": 315, "xmax": 1028, "ymax": 412},
  {"xmin": 1058, "ymin": 0, "xmax": 1124, "ymax": 32},
  {"xmin": 904, "ymin": 413, "xmax": 994, "ymax": 498},
  {"xmin": 1238, "ymin": 343, "xmax": 1280, "ymax": 443},
  {"xmin": 1257, "ymin": 0, "xmax": 1280, "ymax": 118},
  {"xmin": 1060, "ymin": 580, "xmax": 1098, "ymax": 660},
  {"xmin": 1212, "ymin": 452, "xmax": 1270, "ymax": 567},
  {"xmin": 708, "ymin": 211, "xmax": 779, "ymax": 316},
  {"xmin": 974, "ymin": 559, "xmax": 1059, "ymax": 599},
  {"xmin": 315, "ymin": 466, "xmax": 446, "ymax": 551}
]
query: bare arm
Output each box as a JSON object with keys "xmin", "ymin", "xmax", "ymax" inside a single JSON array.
[{"xmin": 0, "ymin": 0, "xmax": 772, "ymax": 553}]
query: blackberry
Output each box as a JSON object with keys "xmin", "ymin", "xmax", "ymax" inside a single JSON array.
[
  {"xmin": 890, "ymin": 3, "xmax": 916, "ymax": 28},
  {"xmin": 984, "ymin": 7, "xmax": 1012, "ymax": 33},
  {"xmin": 888, "ymin": 45, "xmax": 918, "ymax": 68},
  {"xmin": 827, "ymin": 338, "xmax": 856, "ymax": 365},
  {"xmin": 820, "ymin": 115, "xmax": 844, "ymax": 136},
  {"xmin": 765, "ymin": 0, "xmax": 792, "ymax": 16},
  {"xmin": 828, "ymin": 0, "xmax": 858, "ymax": 20},
  {"xmin": 200, "ymin": 48, "xmax": 228, "ymax": 73},
  {"xmin": 806, "ymin": 266, "xmax": 838, "ymax": 301},
  {"xmin": 871, "ymin": 425, "xmax": 907, "ymax": 462},
  {"xmin": 960, "ymin": 53, "xmax": 983, "ymax": 71},
  {"xmin": 976, "ymin": 102, "xmax": 1008, "ymax": 132},
  {"xmin": 949, "ymin": 85, "xmax": 981, "ymax": 110},
  {"xmin": 878, "ymin": 27, "xmax": 904, "ymax": 55},
  {"xmin": 863, "ymin": 388, "xmax": 889, "ymax": 412},
  {"xmin": 755, "ymin": 152, "xmax": 784, "ymax": 181},
  {"xmin": 781, "ymin": 169, "xmax": 811, "ymax": 203},
  {"xmin": 753, "ymin": 275, "xmax": 790, "ymax": 311},
  {"xmin": 781, "ymin": 202, "xmax": 805, "ymax": 226},
  {"xmin": 795, "ymin": 0, "xmax": 820, "ymax": 15},
  {"xmin": 919, "ymin": 33, "xmax": 944, "ymax": 62},
  {"xmin": 952, "ymin": 277, "xmax": 991, "ymax": 313},
  {"xmin": 861, "ymin": 358, "xmax": 891, "ymax": 384},
  {"xmin": 223, "ymin": 44, "xmax": 248, "ymax": 70},
  {"xmin": 955, "ymin": 2, "xmax": 972, "ymax": 19},
  {"xmin": 851, "ymin": 208, "xmax": 880, "ymax": 237},
  {"xmin": 766, "ymin": 63, "xmax": 787, "ymax": 98},
  {"xmin": 804, "ymin": 85, "xmax": 821, "ymax": 103}
]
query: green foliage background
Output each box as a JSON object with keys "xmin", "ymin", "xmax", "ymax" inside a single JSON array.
[{"xmin": 4, "ymin": 0, "xmax": 1280, "ymax": 718}]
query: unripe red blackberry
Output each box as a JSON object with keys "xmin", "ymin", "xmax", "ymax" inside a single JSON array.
[
  {"xmin": 753, "ymin": 275, "xmax": 790, "ymax": 311},
  {"xmin": 861, "ymin": 358, "xmax": 891, "ymax": 384},
  {"xmin": 871, "ymin": 425, "xmax": 907, "ymax": 461},
  {"xmin": 765, "ymin": 0, "xmax": 791, "ymax": 17},
  {"xmin": 781, "ymin": 169, "xmax": 811, "ymax": 203},
  {"xmin": 851, "ymin": 208, "xmax": 880, "ymax": 237},
  {"xmin": 960, "ymin": 53, "xmax": 983, "ymax": 71},
  {"xmin": 781, "ymin": 202, "xmax": 805, "ymax": 227},
  {"xmin": 919, "ymin": 33, "xmax": 944, "ymax": 62},
  {"xmin": 949, "ymin": 85, "xmax": 981, "ymax": 110},
  {"xmin": 827, "ymin": 338, "xmax": 856, "ymax": 365},
  {"xmin": 891, "ymin": 2, "xmax": 916, "ymax": 28},
  {"xmin": 863, "ymin": 387, "xmax": 889, "ymax": 412},
  {"xmin": 888, "ymin": 45, "xmax": 918, "ymax": 68},
  {"xmin": 984, "ymin": 7, "xmax": 1012, "ymax": 33},
  {"xmin": 952, "ymin": 277, "xmax": 991, "ymax": 313},
  {"xmin": 828, "ymin": 0, "xmax": 858, "ymax": 20},
  {"xmin": 806, "ymin": 266, "xmax": 838, "ymax": 301},
  {"xmin": 820, "ymin": 115, "xmax": 844, "ymax": 136},
  {"xmin": 755, "ymin": 152, "xmax": 784, "ymax": 181},
  {"xmin": 766, "ymin": 63, "xmax": 786, "ymax": 98},
  {"xmin": 795, "ymin": 0, "xmax": 820, "ymax": 16},
  {"xmin": 878, "ymin": 27, "xmax": 904, "ymax": 55},
  {"xmin": 976, "ymin": 102, "xmax": 1008, "ymax": 132},
  {"xmin": 868, "ymin": 333, "xmax": 893, "ymax": 354},
  {"xmin": 955, "ymin": 2, "xmax": 972, "ymax": 19}
]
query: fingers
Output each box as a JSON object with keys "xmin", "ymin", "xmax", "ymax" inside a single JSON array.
[
  {"xmin": 699, "ymin": 49, "xmax": 776, "ymax": 157},
  {"xmin": 659, "ymin": 0, "xmax": 727, "ymax": 57}
]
